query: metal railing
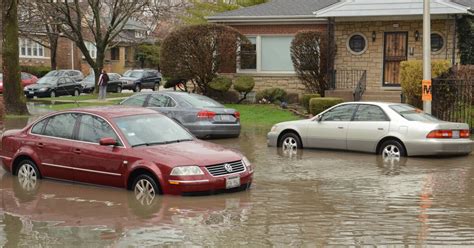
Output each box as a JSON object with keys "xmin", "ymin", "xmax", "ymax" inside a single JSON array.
[
  {"xmin": 329, "ymin": 70, "xmax": 367, "ymax": 101},
  {"xmin": 432, "ymin": 78, "xmax": 473, "ymax": 130}
]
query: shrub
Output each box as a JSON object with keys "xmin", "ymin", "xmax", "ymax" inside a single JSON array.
[
  {"xmin": 209, "ymin": 76, "xmax": 232, "ymax": 93},
  {"xmin": 290, "ymin": 31, "xmax": 333, "ymax": 96},
  {"xmin": 208, "ymin": 90, "xmax": 240, "ymax": 104},
  {"xmin": 400, "ymin": 60, "xmax": 450, "ymax": 108},
  {"xmin": 301, "ymin": 93, "xmax": 321, "ymax": 112},
  {"xmin": 163, "ymin": 78, "xmax": 188, "ymax": 91},
  {"xmin": 160, "ymin": 24, "xmax": 248, "ymax": 95},
  {"xmin": 233, "ymin": 76, "xmax": 255, "ymax": 103},
  {"xmin": 457, "ymin": 15, "xmax": 474, "ymax": 65},
  {"xmin": 309, "ymin": 97, "xmax": 343, "ymax": 116},
  {"xmin": 256, "ymin": 88, "xmax": 287, "ymax": 103},
  {"xmin": 20, "ymin": 65, "xmax": 51, "ymax": 77}
]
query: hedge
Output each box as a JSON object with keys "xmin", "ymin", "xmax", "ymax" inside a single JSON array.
[
  {"xmin": 309, "ymin": 97, "xmax": 344, "ymax": 116},
  {"xmin": 400, "ymin": 60, "xmax": 450, "ymax": 108},
  {"xmin": 20, "ymin": 65, "xmax": 51, "ymax": 77},
  {"xmin": 209, "ymin": 76, "xmax": 232, "ymax": 93},
  {"xmin": 301, "ymin": 93, "xmax": 321, "ymax": 112}
]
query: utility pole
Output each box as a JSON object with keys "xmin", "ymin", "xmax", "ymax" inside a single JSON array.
[{"xmin": 422, "ymin": 0, "xmax": 432, "ymax": 114}]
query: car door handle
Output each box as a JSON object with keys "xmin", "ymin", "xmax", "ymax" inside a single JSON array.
[
  {"xmin": 37, "ymin": 142, "xmax": 44, "ymax": 148},
  {"xmin": 338, "ymin": 126, "xmax": 344, "ymax": 129},
  {"xmin": 73, "ymin": 148, "xmax": 82, "ymax": 154}
]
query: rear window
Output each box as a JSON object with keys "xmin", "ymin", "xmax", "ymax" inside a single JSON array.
[
  {"xmin": 390, "ymin": 104, "xmax": 439, "ymax": 122},
  {"xmin": 179, "ymin": 94, "xmax": 223, "ymax": 108}
]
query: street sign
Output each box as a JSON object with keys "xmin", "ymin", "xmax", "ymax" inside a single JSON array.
[{"xmin": 422, "ymin": 79, "xmax": 432, "ymax": 101}]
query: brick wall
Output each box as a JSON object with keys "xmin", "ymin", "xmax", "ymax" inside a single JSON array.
[
  {"xmin": 334, "ymin": 19, "xmax": 457, "ymax": 89},
  {"xmin": 222, "ymin": 23, "xmax": 328, "ymax": 95}
]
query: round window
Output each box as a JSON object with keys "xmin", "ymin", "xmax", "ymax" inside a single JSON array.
[
  {"xmin": 431, "ymin": 33, "xmax": 444, "ymax": 52},
  {"xmin": 347, "ymin": 34, "xmax": 367, "ymax": 55}
]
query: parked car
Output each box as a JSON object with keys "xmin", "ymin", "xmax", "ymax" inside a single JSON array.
[
  {"xmin": 267, "ymin": 102, "xmax": 473, "ymax": 157},
  {"xmin": 80, "ymin": 72, "xmax": 122, "ymax": 93},
  {"xmin": 120, "ymin": 92, "xmax": 241, "ymax": 138},
  {"xmin": 0, "ymin": 107, "xmax": 253, "ymax": 196},
  {"xmin": 24, "ymin": 76, "xmax": 82, "ymax": 98},
  {"xmin": 0, "ymin": 72, "xmax": 38, "ymax": 93},
  {"xmin": 44, "ymin": 69, "xmax": 84, "ymax": 82},
  {"xmin": 120, "ymin": 69, "xmax": 161, "ymax": 92}
]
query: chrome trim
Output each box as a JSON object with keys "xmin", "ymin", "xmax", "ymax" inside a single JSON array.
[
  {"xmin": 0, "ymin": 155, "xmax": 12, "ymax": 160},
  {"xmin": 205, "ymin": 160, "xmax": 247, "ymax": 178},
  {"xmin": 28, "ymin": 111, "xmax": 127, "ymax": 148},
  {"xmin": 168, "ymin": 179, "xmax": 210, "ymax": 184},
  {"xmin": 42, "ymin": 163, "xmax": 122, "ymax": 177}
]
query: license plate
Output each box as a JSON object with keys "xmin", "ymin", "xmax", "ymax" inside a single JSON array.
[
  {"xmin": 226, "ymin": 177, "xmax": 240, "ymax": 189},
  {"xmin": 452, "ymin": 131, "xmax": 460, "ymax": 139},
  {"xmin": 220, "ymin": 115, "xmax": 234, "ymax": 121},
  {"xmin": 29, "ymin": 91, "xmax": 34, "ymax": 95}
]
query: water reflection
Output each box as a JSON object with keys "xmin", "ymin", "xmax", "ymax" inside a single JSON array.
[{"xmin": 0, "ymin": 118, "xmax": 473, "ymax": 246}]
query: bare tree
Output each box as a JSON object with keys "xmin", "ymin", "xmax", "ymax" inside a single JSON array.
[
  {"xmin": 42, "ymin": 0, "xmax": 151, "ymax": 92},
  {"xmin": 19, "ymin": 0, "xmax": 61, "ymax": 70},
  {"xmin": 2, "ymin": 0, "xmax": 28, "ymax": 115}
]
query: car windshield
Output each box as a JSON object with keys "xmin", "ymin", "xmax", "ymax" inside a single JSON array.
[
  {"xmin": 123, "ymin": 71, "xmax": 143, "ymax": 78},
  {"xmin": 114, "ymin": 114, "xmax": 194, "ymax": 147},
  {"xmin": 390, "ymin": 104, "xmax": 440, "ymax": 122},
  {"xmin": 179, "ymin": 94, "xmax": 224, "ymax": 108},
  {"xmin": 44, "ymin": 70, "xmax": 65, "ymax": 77},
  {"xmin": 37, "ymin": 76, "xmax": 58, "ymax": 85}
]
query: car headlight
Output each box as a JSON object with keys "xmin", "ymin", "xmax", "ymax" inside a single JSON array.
[
  {"xmin": 242, "ymin": 156, "xmax": 252, "ymax": 170},
  {"xmin": 170, "ymin": 166, "xmax": 204, "ymax": 176},
  {"xmin": 23, "ymin": 86, "xmax": 29, "ymax": 91},
  {"xmin": 38, "ymin": 87, "xmax": 48, "ymax": 92},
  {"xmin": 270, "ymin": 125, "xmax": 278, "ymax": 132}
]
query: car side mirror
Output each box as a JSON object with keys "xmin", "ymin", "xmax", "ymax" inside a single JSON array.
[
  {"xmin": 314, "ymin": 115, "xmax": 322, "ymax": 122},
  {"xmin": 99, "ymin": 137, "xmax": 117, "ymax": 146}
]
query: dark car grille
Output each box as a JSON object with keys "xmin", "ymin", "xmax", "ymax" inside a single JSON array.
[{"xmin": 205, "ymin": 160, "xmax": 245, "ymax": 177}]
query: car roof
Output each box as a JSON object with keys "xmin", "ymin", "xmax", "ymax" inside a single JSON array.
[
  {"xmin": 59, "ymin": 106, "xmax": 159, "ymax": 119},
  {"xmin": 340, "ymin": 101, "xmax": 406, "ymax": 107}
]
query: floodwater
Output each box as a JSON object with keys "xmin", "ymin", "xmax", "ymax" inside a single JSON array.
[{"xmin": 1, "ymin": 117, "xmax": 474, "ymax": 247}]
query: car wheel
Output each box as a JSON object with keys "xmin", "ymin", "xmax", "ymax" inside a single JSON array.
[
  {"xmin": 279, "ymin": 132, "xmax": 302, "ymax": 152},
  {"xmin": 153, "ymin": 83, "xmax": 159, "ymax": 91},
  {"xmin": 380, "ymin": 140, "xmax": 406, "ymax": 159},
  {"xmin": 16, "ymin": 159, "xmax": 41, "ymax": 192},
  {"xmin": 116, "ymin": 86, "xmax": 122, "ymax": 93},
  {"xmin": 73, "ymin": 89, "xmax": 80, "ymax": 96},
  {"xmin": 50, "ymin": 90, "xmax": 56, "ymax": 98},
  {"xmin": 134, "ymin": 84, "xmax": 141, "ymax": 92},
  {"xmin": 132, "ymin": 174, "xmax": 159, "ymax": 206}
]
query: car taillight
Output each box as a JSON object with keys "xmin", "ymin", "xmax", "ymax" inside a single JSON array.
[
  {"xmin": 197, "ymin": 110, "xmax": 216, "ymax": 119},
  {"xmin": 234, "ymin": 111, "xmax": 240, "ymax": 119},
  {"xmin": 426, "ymin": 130, "xmax": 453, "ymax": 138},
  {"xmin": 460, "ymin": 130, "xmax": 470, "ymax": 138}
]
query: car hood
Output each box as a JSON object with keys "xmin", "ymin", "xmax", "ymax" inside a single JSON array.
[
  {"xmin": 138, "ymin": 139, "xmax": 242, "ymax": 167},
  {"xmin": 25, "ymin": 83, "xmax": 53, "ymax": 90}
]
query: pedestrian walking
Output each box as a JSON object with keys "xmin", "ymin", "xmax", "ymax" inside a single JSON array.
[{"xmin": 98, "ymin": 69, "xmax": 109, "ymax": 100}]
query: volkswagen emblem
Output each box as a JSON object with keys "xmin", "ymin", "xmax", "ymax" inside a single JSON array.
[{"xmin": 224, "ymin": 163, "xmax": 233, "ymax": 173}]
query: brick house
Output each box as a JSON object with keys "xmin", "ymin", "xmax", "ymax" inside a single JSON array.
[{"xmin": 208, "ymin": 0, "xmax": 473, "ymax": 102}]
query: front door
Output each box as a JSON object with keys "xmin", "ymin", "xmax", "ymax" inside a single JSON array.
[{"xmin": 383, "ymin": 32, "xmax": 408, "ymax": 87}]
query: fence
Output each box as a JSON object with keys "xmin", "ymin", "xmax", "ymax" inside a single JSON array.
[
  {"xmin": 328, "ymin": 70, "xmax": 367, "ymax": 101},
  {"xmin": 432, "ymin": 78, "xmax": 473, "ymax": 130}
]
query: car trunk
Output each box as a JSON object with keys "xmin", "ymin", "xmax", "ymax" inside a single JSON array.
[{"xmin": 200, "ymin": 107, "xmax": 239, "ymax": 124}]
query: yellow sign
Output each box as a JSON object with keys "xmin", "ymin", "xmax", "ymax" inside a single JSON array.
[{"xmin": 422, "ymin": 79, "xmax": 432, "ymax": 101}]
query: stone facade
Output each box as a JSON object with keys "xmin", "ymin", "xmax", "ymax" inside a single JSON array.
[{"xmin": 334, "ymin": 18, "xmax": 457, "ymax": 90}]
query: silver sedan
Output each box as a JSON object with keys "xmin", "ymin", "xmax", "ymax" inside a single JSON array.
[{"xmin": 267, "ymin": 102, "xmax": 473, "ymax": 157}]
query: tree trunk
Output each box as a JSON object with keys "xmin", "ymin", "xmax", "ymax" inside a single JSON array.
[
  {"xmin": 2, "ymin": 0, "xmax": 29, "ymax": 115},
  {"xmin": 49, "ymin": 35, "xmax": 58, "ymax": 70},
  {"xmin": 93, "ymin": 49, "xmax": 105, "ymax": 95}
]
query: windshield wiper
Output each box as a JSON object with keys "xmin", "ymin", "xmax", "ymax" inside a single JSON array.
[{"xmin": 131, "ymin": 139, "xmax": 193, "ymax": 148}]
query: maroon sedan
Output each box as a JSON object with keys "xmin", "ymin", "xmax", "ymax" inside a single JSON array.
[
  {"xmin": 0, "ymin": 107, "xmax": 253, "ymax": 196},
  {"xmin": 0, "ymin": 72, "xmax": 38, "ymax": 93}
]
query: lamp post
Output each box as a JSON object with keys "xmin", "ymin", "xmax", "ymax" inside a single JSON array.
[{"xmin": 422, "ymin": 0, "xmax": 432, "ymax": 114}]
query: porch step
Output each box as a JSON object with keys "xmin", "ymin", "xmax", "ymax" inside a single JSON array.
[{"xmin": 362, "ymin": 90, "xmax": 402, "ymax": 103}]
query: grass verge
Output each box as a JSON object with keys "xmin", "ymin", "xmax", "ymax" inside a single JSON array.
[
  {"xmin": 225, "ymin": 104, "xmax": 301, "ymax": 126},
  {"xmin": 30, "ymin": 92, "xmax": 134, "ymax": 102}
]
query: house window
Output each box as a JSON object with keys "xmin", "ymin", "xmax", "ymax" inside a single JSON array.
[
  {"xmin": 347, "ymin": 33, "xmax": 367, "ymax": 55},
  {"xmin": 240, "ymin": 37, "xmax": 256, "ymax": 70},
  {"xmin": 238, "ymin": 35, "xmax": 295, "ymax": 73},
  {"xmin": 19, "ymin": 38, "xmax": 45, "ymax": 58},
  {"xmin": 135, "ymin": 31, "xmax": 146, "ymax": 38},
  {"xmin": 85, "ymin": 41, "xmax": 97, "ymax": 59},
  {"xmin": 431, "ymin": 33, "xmax": 444, "ymax": 52},
  {"xmin": 111, "ymin": 47, "xmax": 120, "ymax": 60}
]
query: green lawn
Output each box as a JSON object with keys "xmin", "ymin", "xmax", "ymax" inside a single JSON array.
[{"xmin": 225, "ymin": 104, "xmax": 302, "ymax": 126}]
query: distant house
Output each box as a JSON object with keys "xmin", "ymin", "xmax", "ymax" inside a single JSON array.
[{"xmin": 208, "ymin": 0, "xmax": 473, "ymax": 102}]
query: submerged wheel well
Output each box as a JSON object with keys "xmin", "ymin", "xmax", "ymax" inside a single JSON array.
[
  {"xmin": 376, "ymin": 136, "xmax": 407, "ymax": 154},
  {"xmin": 277, "ymin": 129, "xmax": 303, "ymax": 148},
  {"xmin": 127, "ymin": 168, "xmax": 162, "ymax": 193}
]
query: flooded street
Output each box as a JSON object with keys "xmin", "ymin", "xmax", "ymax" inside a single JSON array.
[{"xmin": 1, "ymin": 118, "xmax": 474, "ymax": 246}]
